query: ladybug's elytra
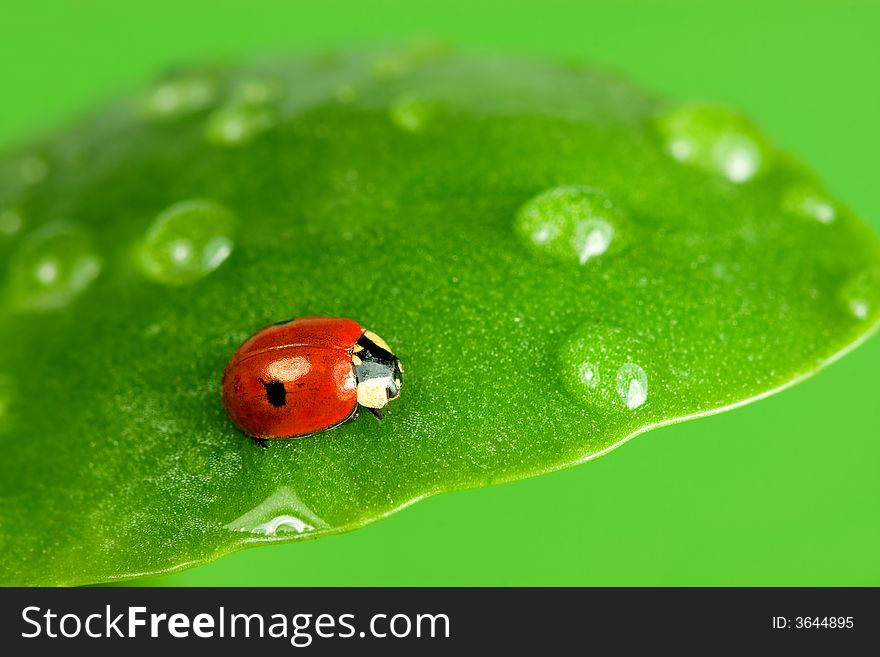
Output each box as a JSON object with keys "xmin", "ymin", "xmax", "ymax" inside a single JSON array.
[{"xmin": 222, "ymin": 317, "xmax": 403, "ymax": 441}]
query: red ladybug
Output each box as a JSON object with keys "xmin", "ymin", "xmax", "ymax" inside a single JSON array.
[{"xmin": 222, "ymin": 317, "xmax": 403, "ymax": 442}]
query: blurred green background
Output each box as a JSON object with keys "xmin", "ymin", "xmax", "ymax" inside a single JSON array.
[{"xmin": 2, "ymin": 0, "xmax": 878, "ymax": 585}]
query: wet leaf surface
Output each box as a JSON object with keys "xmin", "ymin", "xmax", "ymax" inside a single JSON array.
[{"xmin": 1, "ymin": 48, "xmax": 878, "ymax": 585}]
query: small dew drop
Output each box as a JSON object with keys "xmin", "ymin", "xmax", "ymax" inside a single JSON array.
[
  {"xmin": 204, "ymin": 104, "xmax": 275, "ymax": 146},
  {"xmin": 250, "ymin": 515, "xmax": 313, "ymax": 536},
  {"xmin": 139, "ymin": 200, "xmax": 236, "ymax": 285},
  {"xmin": 654, "ymin": 104, "xmax": 771, "ymax": 183},
  {"xmin": 5, "ymin": 223, "xmax": 102, "ymax": 312},
  {"xmin": 578, "ymin": 362, "xmax": 600, "ymax": 389},
  {"xmin": 515, "ymin": 185, "xmax": 631, "ymax": 265},
  {"xmin": 781, "ymin": 185, "xmax": 836, "ymax": 224},
  {"xmin": 838, "ymin": 267, "xmax": 879, "ymax": 322},
  {"xmin": 716, "ymin": 134, "xmax": 760, "ymax": 183},
  {"xmin": 225, "ymin": 487, "xmax": 328, "ymax": 537},
  {"xmin": 616, "ymin": 363, "xmax": 648, "ymax": 409},
  {"xmin": 850, "ymin": 299, "xmax": 869, "ymax": 320},
  {"xmin": 561, "ymin": 328, "xmax": 652, "ymax": 413},
  {"xmin": 668, "ymin": 139, "xmax": 692, "ymax": 160},
  {"xmin": 142, "ymin": 74, "xmax": 217, "ymax": 120}
]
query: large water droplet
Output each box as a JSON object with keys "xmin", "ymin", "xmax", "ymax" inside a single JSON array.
[
  {"xmin": 204, "ymin": 103, "xmax": 275, "ymax": 146},
  {"xmin": 5, "ymin": 223, "xmax": 102, "ymax": 311},
  {"xmin": 839, "ymin": 267, "xmax": 880, "ymax": 322},
  {"xmin": 139, "ymin": 200, "xmax": 236, "ymax": 285},
  {"xmin": 615, "ymin": 363, "xmax": 649, "ymax": 409},
  {"xmin": 654, "ymin": 104, "xmax": 771, "ymax": 183},
  {"xmin": 0, "ymin": 209, "xmax": 23, "ymax": 237},
  {"xmin": 515, "ymin": 185, "xmax": 631, "ymax": 264},
  {"xmin": 142, "ymin": 74, "xmax": 217, "ymax": 120},
  {"xmin": 561, "ymin": 327, "xmax": 651, "ymax": 412},
  {"xmin": 225, "ymin": 486, "xmax": 328, "ymax": 537},
  {"xmin": 389, "ymin": 96, "xmax": 435, "ymax": 132},
  {"xmin": 781, "ymin": 185, "xmax": 836, "ymax": 224}
]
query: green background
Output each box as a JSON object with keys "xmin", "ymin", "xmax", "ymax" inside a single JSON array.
[{"xmin": 2, "ymin": 0, "xmax": 878, "ymax": 585}]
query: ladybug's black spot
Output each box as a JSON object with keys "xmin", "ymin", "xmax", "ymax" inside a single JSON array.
[{"xmin": 263, "ymin": 380, "xmax": 287, "ymax": 407}]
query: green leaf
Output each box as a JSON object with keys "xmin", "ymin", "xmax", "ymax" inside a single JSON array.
[{"xmin": 1, "ymin": 48, "xmax": 878, "ymax": 586}]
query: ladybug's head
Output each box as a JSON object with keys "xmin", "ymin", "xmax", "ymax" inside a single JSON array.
[{"xmin": 352, "ymin": 329, "xmax": 404, "ymax": 409}]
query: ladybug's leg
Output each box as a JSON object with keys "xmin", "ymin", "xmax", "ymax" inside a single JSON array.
[
  {"xmin": 367, "ymin": 407, "xmax": 385, "ymax": 420},
  {"xmin": 253, "ymin": 438, "xmax": 268, "ymax": 448}
]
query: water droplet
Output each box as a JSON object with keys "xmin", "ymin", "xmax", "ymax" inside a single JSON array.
[
  {"xmin": 142, "ymin": 74, "xmax": 217, "ymax": 120},
  {"xmin": 781, "ymin": 185, "xmax": 836, "ymax": 224},
  {"xmin": 654, "ymin": 104, "xmax": 771, "ymax": 183},
  {"xmin": 204, "ymin": 103, "xmax": 275, "ymax": 146},
  {"xmin": 615, "ymin": 363, "xmax": 648, "ymax": 409},
  {"xmin": 18, "ymin": 155, "xmax": 48, "ymax": 184},
  {"xmin": 839, "ymin": 267, "xmax": 880, "ymax": 322},
  {"xmin": 225, "ymin": 486, "xmax": 328, "ymax": 537},
  {"xmin": 850, "ymin": 299, "xmax": 869, "ymax": 320},
  {"xmin": 515, "ymin": 185, "xmax": 631, "ymax": 264},
  {"xmin": 0, "ymin": 209, "xmax": 23, "ymax": 237},
  {"xmin": 578, "ymin": 362, "xmax": 600, "ymax": 389},
  {"xmin": 561, "ymin": 327, "xmax": 651, "ymax": 412},
  {"xmin": 5, "ymin": 223, "xmax": 102, "ymax": 312},
  {"xmin": 252, "ymin": 515, "xmax": 314, "ymax": 535},
  {"xmin": 139, "ymin": 200, "xmax": 236, "ymax": 285},
  {"xmin": 389, "ymin": 97, "xmax": 435, "ymax": 132}
]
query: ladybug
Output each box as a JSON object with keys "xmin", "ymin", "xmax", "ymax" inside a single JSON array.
[{"xmin": 222, "ymin": 317, "xmax": 403, "ymax": 442}]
